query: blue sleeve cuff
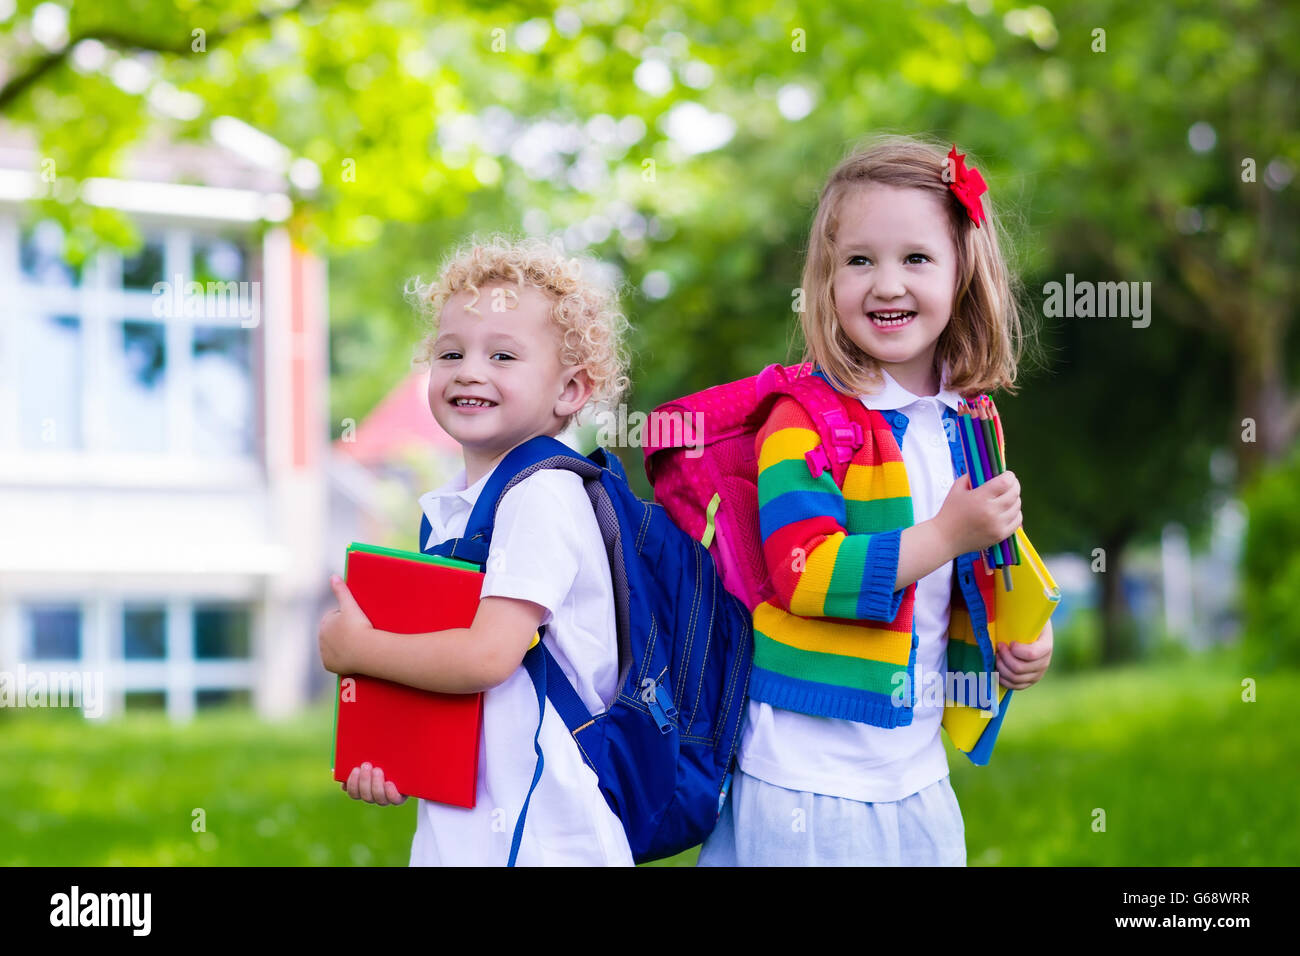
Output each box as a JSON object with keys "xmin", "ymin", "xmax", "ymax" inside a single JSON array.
[{"xmin": 855, "ymin": 528, "xmax": 905, "ymax": 621}]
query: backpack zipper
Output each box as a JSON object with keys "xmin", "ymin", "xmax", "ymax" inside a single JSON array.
[{"xmin": 639, "ymin": 670, "xmax": 677, "ymax": 734}]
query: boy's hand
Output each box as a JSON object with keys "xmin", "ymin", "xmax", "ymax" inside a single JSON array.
[
  {"xmin": 935, "ymin": 471, "xmax": 1022, "ymax": 558},
  {"xmin": 318, "ymin": 575, "xmax": 374, "ymax": 676},
  {"xmin": 343, "ymin": 763, "xmax": 408, "ymax": 806},
  {"xmin": 996, "ymin": 618, "xmax": 1053, "ymax": 690}
]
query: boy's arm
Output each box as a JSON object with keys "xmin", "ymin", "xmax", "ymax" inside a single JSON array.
[
  {"xmin": 758, "ymin": 397, "xmax": 957, "ymax": 621},
  {"xmin": 320, "ymin": 469, "xmax": 586, "ymax": 692},
  {"xmin": 361, "ymin": 595, "xmax": 543, "ymax": 694},
  {"xmin": 318, "ymin": 573, "xmax": 542, "ymax": 692}
]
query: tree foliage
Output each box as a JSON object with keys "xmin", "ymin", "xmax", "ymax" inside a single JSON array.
[{"xmin": 3, "ymin": 0, "xmax": 1296, "ymax": 660}]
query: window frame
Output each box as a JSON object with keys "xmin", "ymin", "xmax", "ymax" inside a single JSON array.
[
  {"xmin": 0, "ymin": 214, "xmax": 264, "ymax": 480},
  {"xmin": 13, "ymin": 595, "xmax": 259, "ymax": 720}
]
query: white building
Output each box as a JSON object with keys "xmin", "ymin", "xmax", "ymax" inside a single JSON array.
[{"xmin": 0, "ymin": 122, "xmax": 328, "ymax": 721}]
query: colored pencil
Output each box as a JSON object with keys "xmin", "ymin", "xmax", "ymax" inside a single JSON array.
[
  {"xmin": 989, "ymin": 396, "xmax": 1006, "ymax": 457},
  {"xmin": 960, "ymin": 406, "xmax": 987, "ymax": 487},
  {"xmin": 983, "ymin": 397, "xmax": 1022, "ymax": 566},
  {"xmin": 979, "ymin": 398, "xmax": 1016, "ymax": 572},
  {"xmin": 969, "ymin": 399, "xmax": 1003, "ymax": 569},
  {"xmin": 958, "ymin": 401, "xmax": 994, "ymax": 574},
  {"xmin": 980, "ymin": 399, "xmax": 1015, "ymax": 589},
  {"xmin": 951, "ymin": 405, "xmax": 987, "ymax": 574}
]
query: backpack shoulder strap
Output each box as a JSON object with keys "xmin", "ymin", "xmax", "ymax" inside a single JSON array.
[
  {"xmin": 428, "ymin": 439, "xmax": 586, "ymax": 565},
  {"xmin": 463, "ymin": 436, "xmax": 596, "ymax": 546},
  {"xmin": 756, "ymin": 365, "xmax": 864, "ymax": 487},
  {"xmin": 466, "ymin": 436, "xmax": 604, "ymax": 866}
]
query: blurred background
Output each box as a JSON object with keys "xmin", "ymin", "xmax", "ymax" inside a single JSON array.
[{"xmin": 0, "ymin": 0, "xmax": 1296, "ymax": 866}]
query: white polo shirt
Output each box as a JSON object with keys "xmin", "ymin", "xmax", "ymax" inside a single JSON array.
[
  {"xmin": 737, "ymin": 368, "xmax": 961, "ymax": 803},
  {"xmin": 408, "ymin": 457, "xmax": 634, "ymax": 866}
]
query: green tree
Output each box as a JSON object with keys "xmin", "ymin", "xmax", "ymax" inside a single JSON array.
[{"xmin": 4, "ymin": 1, "xmax": 1294, "ymax": 662}]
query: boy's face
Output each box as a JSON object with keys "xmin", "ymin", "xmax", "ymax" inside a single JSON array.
[
  {"xmin": 831, "ymin": 183, "xmax": 959, "ymax": 396},
  {"xmin": 428, "ymin": 282, "xmax": 591, "ymax": 481}
]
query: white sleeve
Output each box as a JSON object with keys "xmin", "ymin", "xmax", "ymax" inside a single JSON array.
[{"xmin": 479, "ymin": 470, "xmax": 587, "ymax": 627}]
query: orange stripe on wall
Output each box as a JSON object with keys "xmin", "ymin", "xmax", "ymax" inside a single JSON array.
[
  {"xmin": 292, "ymin": 246, "xmax": 308, "ymax": 468},
  {"xmin": 292, "ymin": 244, "xmax": 306, "ymax": 334}
]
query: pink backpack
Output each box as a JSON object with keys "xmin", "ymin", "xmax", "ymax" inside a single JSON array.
[{"xmin": 642, "ymin": 363, "xmax": 866, "ymax": 611}]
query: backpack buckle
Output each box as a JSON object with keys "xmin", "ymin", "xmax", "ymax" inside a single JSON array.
[
  {"xmin": 830, "ymin": 423, "xmax": 862, "ymax": 464},
  {"xmin": 804, "ymin": 446, "xmax": 830, "ymax": 478},
  {"xmin": 807, "ymin": 421, "xmax": 861, "ymax": 477},
  {"xmin": 832, "ymin": 422, "xmax": 864, "ymax": 448}
]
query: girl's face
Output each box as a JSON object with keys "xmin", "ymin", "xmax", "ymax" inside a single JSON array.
[{"xmin": 831, "ymin": 183, "xmax": 959, "ymax": 397}]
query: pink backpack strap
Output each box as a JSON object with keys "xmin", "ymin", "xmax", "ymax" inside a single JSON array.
[{"xmin": 755, "ymin": 365, "xmax": 864, "ymax": 487}]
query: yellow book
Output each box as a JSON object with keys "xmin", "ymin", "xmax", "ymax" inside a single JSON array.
[{"xmin": 942, "ymin": 526, "xmax": 1060, "ymax": 756}]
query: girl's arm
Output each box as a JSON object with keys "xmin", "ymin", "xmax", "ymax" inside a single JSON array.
[
  {"xmin": 897, "ymin": 518, "xmax": 963, "ymax": 592},
  {"xmin": 318, "ymin": 575, "xmax": 542, "ymax": 693},
  {"xmin": 757, "ymin": 397, "xmax": 958, "ymax": 621}
]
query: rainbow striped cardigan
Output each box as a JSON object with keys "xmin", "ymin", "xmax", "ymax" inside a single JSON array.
[{"xmin": 751, "ymin": 386, "xmax": 1009, "ymax": 765}]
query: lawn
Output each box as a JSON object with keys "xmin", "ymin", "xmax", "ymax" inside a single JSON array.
[{"xmin": 2, "ymin": 646, "xmax": 1295, "ymax": 866}]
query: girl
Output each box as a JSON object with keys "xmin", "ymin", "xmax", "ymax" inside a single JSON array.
[{"xmin": 698, "ymin": 135, "xmax": 1053, "ymax": 867}]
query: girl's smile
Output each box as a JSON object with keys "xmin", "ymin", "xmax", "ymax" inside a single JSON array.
[
  {"xmin": 832, "ymin": 183, "xmax": 959, "ymax": 396},
  {"xmin": 868, "ymin": 310, "xmax": 917, "ymax": 331}
]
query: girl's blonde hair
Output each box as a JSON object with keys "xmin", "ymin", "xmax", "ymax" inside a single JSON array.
[
  {"xmin": 407, "ymin": 234, "xmax": 631, "ymax": 423},
  {"xmin": 798, "ymin": 133, "xmax": 1028, "ymax": 398}
]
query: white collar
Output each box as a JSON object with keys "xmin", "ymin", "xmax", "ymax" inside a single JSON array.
[
  {"xmin": 858, "ymin": 366, "xmax": 963, "ymax": 414},
  {"xmin": 416, "ymin": 424, "xmax": 584, "ymax": 512},
  {"xmin": 417, "ymin": 464, "xmax": 494, "ymax": 513},
  {"xmin": 416, "ymin": 466, "xmax": 496, "ymax": 553}
]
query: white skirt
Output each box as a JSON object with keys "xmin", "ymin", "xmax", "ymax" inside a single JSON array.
[{"xmin": 697, "ymin": 768, "xmax": 966, "ymax": 866}]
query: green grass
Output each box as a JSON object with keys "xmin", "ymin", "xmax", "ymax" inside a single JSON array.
[
  {"xmin": 951, "ymin": 645, "xmax": 1299, "ymax": 866},
  {"xmin": 0, "ymin": 704, "xmax": 416, "ymax": 866},
  {"xmin": 2, "ymin": 646, "xmax": 1295, "ymax": 865}
]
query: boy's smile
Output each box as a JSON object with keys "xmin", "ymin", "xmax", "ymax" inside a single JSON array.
[
  {"xmin": 428, "ymin": 282, "xmax": 591, "ymax": 485},
  {"xmin": 832, "ymin": 184, "xmax": 959, "ymax": 397}
]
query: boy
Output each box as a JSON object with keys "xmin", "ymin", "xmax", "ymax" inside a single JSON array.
[{"xmin": 318, "ymin": 236, "xmax": 632, "ymax": 865}]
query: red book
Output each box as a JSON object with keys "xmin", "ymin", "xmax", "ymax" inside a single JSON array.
[{"xmin": 331, "ymin": 543, "xmax": 484, "ymax": 808}]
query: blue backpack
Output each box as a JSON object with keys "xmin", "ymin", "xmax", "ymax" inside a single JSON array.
[{"xmin": 420, "ymin": 435, "xmax": 753, "ymax": 865}]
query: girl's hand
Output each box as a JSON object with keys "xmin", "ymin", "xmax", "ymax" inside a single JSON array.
[
  {"xmin": 934, "ymin": 471, "xmax": 1022, "ymax": 558},
  {"xmin": 997, "ymin": 618, "xmax": 1053, "ymax": 690},
  {"xmin": 318, "ymin": 575, "xmax": 374, "ymax": 675},
  {"xmin": 343, "ymin": 763, "xmax": 408, "ymax": 806}
]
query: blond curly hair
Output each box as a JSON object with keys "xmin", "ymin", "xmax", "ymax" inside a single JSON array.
[{"xmin": 407, "ymin": 234, "xmax": 632, "ymax": 427}]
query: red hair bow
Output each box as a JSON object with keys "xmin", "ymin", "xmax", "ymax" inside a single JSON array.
[{"xmin": 946, "ymin": 145, "xmax": 987, "ymax": 228}]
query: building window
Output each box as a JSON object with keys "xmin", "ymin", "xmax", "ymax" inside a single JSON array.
[
  {"xmin": 124, "ymin": 691, "xmax": 167, "ymax": 712},
  {"xmin": 194, "ymin": 604, "xmax": 252, "ymax": 659},
  {"xmin": 123, "ymin": 606, "xmax": 167, "ymax": 660},
  {"xmin": 193, "ymin": 236, "xmax": 248, "ymax": 285},
  {"xmin": 20, "ymin": 220, "xmax": 81, "ymax": 287},
  {"xmin": 192, "ymin": 326, "xmax": 254, "ymax": 456},
  {"xmin": 25, "ymin": 604, "xmax": 82, "ymax": 659},
  {"xmin": 19, "ymin": 314, "xmax": 83, "ymax": 450},
  {"xmin": 7, "ymin": 219, "xmax": 259, "ymax": 462},
  {"xmin": 121, "ymin": 237, "xmax": 166, "ymax": 291},
  {"xmin": 197, "ymin": 688, "xmax": 252, "ymax": 710},
  {"xmin": 105, "ymin": 320, "xmax": 168, "ymax": 453}
]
